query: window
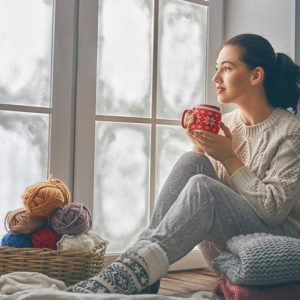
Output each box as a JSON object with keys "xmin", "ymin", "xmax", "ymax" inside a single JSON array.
[
  {"xmin": 0, "ymin": 0, "xmax": 53, "ymax": 233},
  {"xmin": 0, "ymin": 0, "xmax": 223, "ymax": 267},
  {"xmin": 0, "ymin": 0, "xmax": 76, "ymax": 238},
  {"xmin": 74, "ymin": 0, "xmax": 224, "ymax": 256}
]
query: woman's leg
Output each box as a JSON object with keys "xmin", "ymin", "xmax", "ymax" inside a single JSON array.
[
  {"xmin": 67, "ymin": 174, "xmax": 299, "ymax": 294},
  {"xmin": 142, "ymin": 151, "xmax": 220, "ymax": 271},
  {"xmin": 148, "ymin": 175, "xmax": 300, "ymax": 264},
  {"xmin": 67, "ymin": 152, "xmax": 218, "ymax": 295},
  {"xmin": 139, "ymin": 151, "xmax": 219, "ymax": 293},
  {"xmin": 149, "ymin": 151, "xmax": 218, "ymax": 230}
]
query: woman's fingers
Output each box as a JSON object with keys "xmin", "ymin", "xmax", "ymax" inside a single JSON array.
[
  {"xmin": 186, "ymin": 129, "xmax": 206, "ymax": 153},
  {"xmin": 220, "ymin": 122, "xmax": 232, "ymax": 139},
  {"xmin": 185, "ymin": 114, "xmax": 195, "ymax": 127},
  {"xmin": 192, "ymin": 131, "xmax": 216, "ymax": 144}
]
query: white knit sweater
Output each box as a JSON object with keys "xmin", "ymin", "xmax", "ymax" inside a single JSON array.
[{"xmin": 212, "ymin": 108, "xmax": 300, "ymax": 231}]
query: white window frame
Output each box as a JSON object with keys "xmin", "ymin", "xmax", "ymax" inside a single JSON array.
[
  {"xmin": 74, "ymin": 0, "xmax": 224, "ymax": 269},
  {"xmin": 50, "ymin": 0, "xmax": 78, "ymax": 189},
  {"xmin": 0, "ymin": 0, "xmax": 76, "ymax": 188},
  {"xmin": 0, "ymin": 0, "xmax": 224, "ymax": 269},
  {"xmin": 73, "ymin": 0, "xmax": 224, "ymax": 212}
]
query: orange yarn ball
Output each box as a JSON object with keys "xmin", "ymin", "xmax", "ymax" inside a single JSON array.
[
  {"xmin": 22, "ymin": 176, "xmax": 70, "ymax": 218},
  {"xmin": 5, "ymin": 208, "xmax": 44, "ymax": 234}
]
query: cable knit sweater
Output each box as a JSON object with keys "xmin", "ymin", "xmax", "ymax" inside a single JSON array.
[{"xmin": 211, "ymin": 108, "xmax": 300, "ymax": 230}]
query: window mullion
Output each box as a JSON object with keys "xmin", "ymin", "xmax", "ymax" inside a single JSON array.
[
  {"xmin": 149, "ymin": 0, "xmax": 160, "ymax": 215},
  {"xmin": 0, "ymin": 104, "xmax": 51, "ymax": 114},
  {"xmin": 206, "ymin": 0, "xmax": 224, "ymax": 106},
  {"xmin": 73, "ymin": 0, "xmax": 98, "ymax": 211},
  {"xmin": 50, "ymin": 0, "xmax": 78, "ymax": 191}
]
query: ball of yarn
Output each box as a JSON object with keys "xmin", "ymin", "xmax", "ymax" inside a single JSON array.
[
  {"xmin": 1, "ymin": 232, "xmax": 32, "ymax": 248},
  {"xmin": 87, "ymin": 231, "xmax": 107, "ymax": 247},
  {"xmin": 57, "ymin": 234, "xmax": 95, "ymax": 251},
  {"xmin": 5, "ymin": 208, "xmax": 44, "ymax": 234},
  {"xmin": 49, "ymin": 203, "xmax": 92, "ymax": 236},
  {"xmin": 22, "ymin": 176, "xmax": 70, "ymax": 218},
  {"xmin": 32, "ymin": 227, "xmax": 59, "ymax": 249}
]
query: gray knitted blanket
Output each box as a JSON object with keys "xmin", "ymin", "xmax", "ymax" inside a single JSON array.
[{"xmin": 212, "ymin": 233, "xmax": 300, "ymax": 286}]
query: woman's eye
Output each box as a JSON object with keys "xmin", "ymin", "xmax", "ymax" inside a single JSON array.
[{"xmin": 215, "ymin": 65, "xmax": 231, "ymax": 72}]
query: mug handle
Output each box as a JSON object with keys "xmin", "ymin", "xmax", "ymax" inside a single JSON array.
[{"xmin": 181, "ymin": 109, "xmax": 191, "ymax": 128}]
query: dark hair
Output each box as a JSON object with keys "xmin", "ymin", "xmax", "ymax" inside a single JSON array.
[{"xmin": 225, "ymin": 33, "xmax": 300, "ymax": 113}]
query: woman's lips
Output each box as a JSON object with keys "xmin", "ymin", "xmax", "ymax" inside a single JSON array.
[{"xmin": 216, "ymin": 87, "xmax": 225, "ymax": 94}]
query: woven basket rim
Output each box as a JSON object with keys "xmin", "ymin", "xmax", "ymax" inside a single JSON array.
[
  {"xmin": 0, "ymin": 241, "xmax": 107, "ymax": 286},
  {"xmin": 0, "ymin": 240, "xmax": 107, "ymax": 255}
]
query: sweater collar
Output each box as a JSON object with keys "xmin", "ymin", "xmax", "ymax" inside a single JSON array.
[{"xmin": 233, "ymin": 108, "xmax": 286, "ymax": 137}]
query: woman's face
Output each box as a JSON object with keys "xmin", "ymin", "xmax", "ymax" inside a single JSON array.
[{"xmin": 212, "ymin": 45, "xmax": 256, "ymax": 105}]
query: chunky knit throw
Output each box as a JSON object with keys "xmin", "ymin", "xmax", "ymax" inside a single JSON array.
[{"xmin": 212, "ymin": 233, "xmax": 300, "ymax": 286}]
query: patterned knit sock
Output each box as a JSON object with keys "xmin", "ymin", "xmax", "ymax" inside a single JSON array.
[{"xmin": 66, "ymin": 240, "xmax": 169, "ymax": 294}]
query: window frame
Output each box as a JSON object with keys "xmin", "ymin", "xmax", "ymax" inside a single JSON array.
[
  {"xmin": 0, "ymin": 0, "xmax": 224, "ymax": 269},
  {"xmin": 0, "ymin": 0, "xmax": 76, "ymax": 186},
  {"xmin": 73, "ymin": 0, "xmax": 224, "ymax": 268},
  {"xmin": 74, "ymin": 0, "xmax": 224, "ymax": 209},
  {"xmin": 50, "ymin": 0, "xmax": 78, "ymax": 190}
]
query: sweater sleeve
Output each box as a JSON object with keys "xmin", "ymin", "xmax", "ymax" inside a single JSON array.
[{"xmin": 229, "ymin": 122, "xmax": 300, "ymax": 226}]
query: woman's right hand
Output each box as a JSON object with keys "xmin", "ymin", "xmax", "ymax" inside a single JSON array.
[{"xmin": 184, "ymin": 111, "xmax": 205, "ymax": 154}]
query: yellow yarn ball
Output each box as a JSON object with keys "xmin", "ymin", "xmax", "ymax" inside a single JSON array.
[{"xmin": 22, "ymin": 176, "xmax": 70, "ymax": 218}]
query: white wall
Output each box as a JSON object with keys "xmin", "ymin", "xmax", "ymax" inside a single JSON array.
[
  {"xmin": 224, "ymin": 0, "xmax": 296, "ymax": 59},
  {"xmin": 221, "ymin": 0, "xmax": 298, "ymax": 113}
]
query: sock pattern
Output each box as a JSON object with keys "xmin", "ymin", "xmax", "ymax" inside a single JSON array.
[
  {"xmin": 66, "ymin": 253, "xmax": 149, "ymax": 294},
  {"xmin": 66, "ymin": 239, "xmax": 169, "ymax": 295}
]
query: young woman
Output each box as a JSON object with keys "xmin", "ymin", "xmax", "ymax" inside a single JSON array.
[{"xmin": 67, "ymin": 33, "xmax": 300, "ymax": 295}]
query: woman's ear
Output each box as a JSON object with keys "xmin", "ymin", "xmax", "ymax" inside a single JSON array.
[{"xmin": 251, "ymin": 67, "xmax": 264, "ymax": 85}]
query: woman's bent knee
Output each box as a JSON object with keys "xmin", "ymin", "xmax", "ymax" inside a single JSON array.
[
  {"xmin": 187, "ymin": 174, "xmax": 216, "ymax": 186},
  {"xmin": 178, "ymin": 152, "xmax": 213, "ymax": 171},
  {"xmin": 180, "ymin": 151, "xmax": 208, "ymax": 163}
]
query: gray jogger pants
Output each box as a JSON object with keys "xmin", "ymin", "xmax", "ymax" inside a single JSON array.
[{"xmin": 144, "ymin": 151, "xmax": 299, "ymax": 264}]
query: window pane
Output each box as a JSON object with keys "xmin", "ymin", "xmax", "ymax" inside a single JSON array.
[
  {"xmin": 156, "ymin": 125, "xmax": 190, "ymax": 199},
  {"xmin": 96, "ymin": 0, "xmax": 153, "ymax": 117},
  {"xmin": 94, "ymin": 122, "xmax": 150, "ymax": 253},
  {"xmin": 157, "ymin": 0, "xmax": 208, "ymax": 120},
  {"xmin": 0, "ymin": 0, "xmax": 53, "ymax": 107},
  {"xmin": 0, "ymin": 111, "xmax": 49, "ymax": 237}
]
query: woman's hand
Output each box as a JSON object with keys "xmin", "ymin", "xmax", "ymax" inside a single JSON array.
[
  {"xmin": 190, "ymin": 122, "xmax": 244, "ymax": 174},
  {"xmin": 191, "ymin": 122, "xmax": 234, "ymax": 161},
  {"xmin": 185, "ymin": 111, "xmax": 205, "ymax": 153}
]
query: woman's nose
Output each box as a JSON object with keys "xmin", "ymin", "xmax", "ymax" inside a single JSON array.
[{"xmin": 212, "ymin": 70, "xmax": 222, "ymax": 83}]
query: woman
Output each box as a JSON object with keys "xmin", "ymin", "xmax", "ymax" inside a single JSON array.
[{"xmin": 67, "ymin": 33, "xmax": 300, "ymax": 295}]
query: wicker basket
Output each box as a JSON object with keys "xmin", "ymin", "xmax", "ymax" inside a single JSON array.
[{"xmin": 0, "ymin": 241, "xmax": 107, "ymax": 286}]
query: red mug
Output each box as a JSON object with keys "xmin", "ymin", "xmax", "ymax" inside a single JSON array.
[{"xmin": 182, "ymin": 104, "xmax": 221, "ymax": 133}]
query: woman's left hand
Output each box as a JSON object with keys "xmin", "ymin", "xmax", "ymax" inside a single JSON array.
[{"xmin": 190, "ymin": 122, "xmax": 235, "ymax": 163}]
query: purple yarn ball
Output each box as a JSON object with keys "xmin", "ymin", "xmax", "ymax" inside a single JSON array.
[
  {"xmin": 49, "ymin": 203, "xmax": 92, "ymax": 236},
  {"xmin": 1, "ymin": 232, "xmax": 32, "ymax": 248}
]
